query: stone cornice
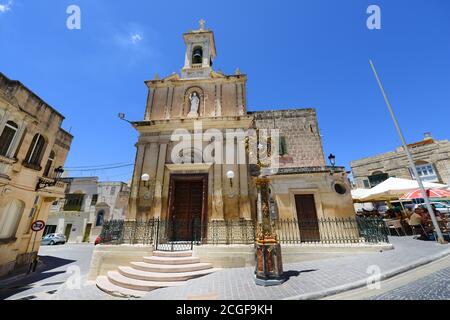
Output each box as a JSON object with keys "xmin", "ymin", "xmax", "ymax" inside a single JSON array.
[
  {"xmin": 145, "ymin": 73, "xmax": 246, "ymax": 88},
  {"xmin": 133, "ymin": 116, "xmax": 254, "ymax": 133}
]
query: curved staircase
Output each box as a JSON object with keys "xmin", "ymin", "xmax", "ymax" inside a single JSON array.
[{"xmin": 96, "ymin": 250, "xmax": 217, "ymax": 298}]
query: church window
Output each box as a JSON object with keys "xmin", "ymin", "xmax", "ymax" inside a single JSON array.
[{"xmin": 279, "ymin": 136, "xmax": 288, "ymax": 156}]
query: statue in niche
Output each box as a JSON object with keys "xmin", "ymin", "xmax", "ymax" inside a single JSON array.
[
  {"xmin": 187, "ymin": 92, "xmax": 200, "ymax": 118},
  {"xmin": 189, "ymin": 92, "xmax": 200, "ymax": 113}
]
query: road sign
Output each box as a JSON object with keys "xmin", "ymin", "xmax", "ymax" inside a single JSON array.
[{"xmin": 31, "ymin": 220, "xmax": 45, "ymax": 232}]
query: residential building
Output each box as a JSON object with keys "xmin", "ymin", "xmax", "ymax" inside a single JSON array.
[
  {"xmin": 0, "ymin": 73, "xmax": 73, "ymax": 276},
  {"xmin": 351, "ymin": 133, "xmax": 450, "ymax": 189},
  {"xmin": 46, "ymin": 177, "xmax": 130, "ymax": 243}
]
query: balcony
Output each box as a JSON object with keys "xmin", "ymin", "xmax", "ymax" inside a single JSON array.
[{"xmin": 35, "ymin": 176, "xmax": 66, "ymax": 196}]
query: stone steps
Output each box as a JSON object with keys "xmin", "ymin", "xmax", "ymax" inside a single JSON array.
[
  {"xmin": 130, "ymin": 261, "xmax": 213, "ymax": 273},
  {"xmin": 118, "ymin": 266, "xmax": 219, "ymax": 282},
  {"xmin": 96, "ymin": 250, "xmax": 217, "ymax": 297},
  {"xmin": 96, "ymin": 276, "xmax": 147, "ymax": 298},
  {"xmin": 143, "ymin": 255, "xmax": 201, "ymax": 265},
  {"xmin": 153, "ymin": 250, "xmax": 193, "ymax": 257},
  {"xmin": 107, "ymin": 271, "xmax": 186, "ymax": 291}
]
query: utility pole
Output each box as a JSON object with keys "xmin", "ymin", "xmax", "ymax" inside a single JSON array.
[{"xmin": 369, "ymin": 60, "xmax": 445, "ymax": 244}]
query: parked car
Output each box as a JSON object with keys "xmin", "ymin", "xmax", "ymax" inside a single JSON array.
[
  {"xmin": 415, "ymin": 202, "xmax": 450, "ymax": 214},
  {"xmin": 95, "ymin": 234, "xmax": 114, "ymax": 245},
  {"xmin": 41, "ymin": 233, "xmax": 66, "ymax": 245},
  {"xmin": 431, "ymin": 202, "xmax": 450, "ymax": 214}
]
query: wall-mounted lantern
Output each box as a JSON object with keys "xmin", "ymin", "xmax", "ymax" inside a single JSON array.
[
  {"xmin": 35, "ymin": 166, "xmax": 65, "ymax": 191},
  {"xmin": 141, "ymin": 173, "xmax": 150, "ymax": 189},
  {"xmin": 226, "ymin": 170, "xmax": 235, "ymax": 188},
  {"xmin": 328, "ymin": 153, "xmax": 336, "ymax": 176}
]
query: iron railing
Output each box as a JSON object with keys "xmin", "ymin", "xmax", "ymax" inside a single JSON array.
[{"xmin": 98, "ymin": 216, "xmax": 389, "ymax": 247}]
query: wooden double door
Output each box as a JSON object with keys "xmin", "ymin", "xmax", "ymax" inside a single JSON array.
[
  {"xmin": 168, "ymin": 174, "xmax": 207, "ymax": 241},
  {"xmin": 295, "ymin": 194, "xmax": 321, "ymax": 242}
]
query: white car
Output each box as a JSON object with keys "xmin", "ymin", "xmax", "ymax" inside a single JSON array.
[
  {"xmin": 41, "ymin": 233, "xmax": 66, "ymax": 245},
  {"xmin": 431, "ymin": 202, "xmax": 450, "ymax": 214}
]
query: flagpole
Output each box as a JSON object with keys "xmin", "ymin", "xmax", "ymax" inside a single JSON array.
[{"xmin": 369, "ymin": 60, "xmax": 445, "ymax": 244}]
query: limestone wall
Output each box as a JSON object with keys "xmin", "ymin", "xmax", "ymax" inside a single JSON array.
[{"xmin": 251, "ymin": 109, "xmax": 326, "ymax": 168}]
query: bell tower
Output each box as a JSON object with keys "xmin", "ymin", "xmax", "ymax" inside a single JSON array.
[{"xmin": 181, "ymin": 19, "xmax": 217, "ymax": 79}]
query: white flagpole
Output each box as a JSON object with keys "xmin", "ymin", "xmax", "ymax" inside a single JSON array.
[{"xmin": 369, "ymin": 60, "xmax": 445, "ymax": 244}]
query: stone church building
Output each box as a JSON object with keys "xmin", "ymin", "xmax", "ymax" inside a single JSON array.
[
  {"xmin": 93, "ymin": 23, "xmax": 375, "ymax": 295},
  {"xmin": 126, "ymin": 22, "xmax": 355, "ymax": 242}
]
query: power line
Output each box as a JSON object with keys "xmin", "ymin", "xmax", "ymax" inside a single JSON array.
[
  {"xmin": 64, "ymin": 162, "xmax": 133, "ymax": 169},
  {"xmin": 64, "ymin": 164, "xmax": 134, "ymax": 172}
]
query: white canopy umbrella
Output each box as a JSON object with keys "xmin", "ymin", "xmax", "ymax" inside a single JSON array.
[
  {"xmin": 351, "ymin": 189, "xmax": 372, "ymax": 203},
  {"xmin": 359, "ymin": 177, "xmax": 448, "ymax": 202}
]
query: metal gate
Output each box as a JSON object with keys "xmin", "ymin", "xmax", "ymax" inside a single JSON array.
[{"xmin": 155, "ymin": 218, "xmax": 202, "ymax": 251}]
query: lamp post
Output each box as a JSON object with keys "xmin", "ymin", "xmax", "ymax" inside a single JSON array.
[
  {"xmin": 369, "ymin": 60, "xmax": 445, "ymax": 244},
  {"xmin": 328, "ymin": 153, "xmax": 336, "ymax": 175},
  {"xmin": 246, "ymin": 129, "xmax": 285, "ymax": 286}
]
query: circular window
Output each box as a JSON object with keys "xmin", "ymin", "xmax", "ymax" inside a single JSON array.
[{"xmin": 334, "ymin": 183, "xmax": 347, "ymax": 195}]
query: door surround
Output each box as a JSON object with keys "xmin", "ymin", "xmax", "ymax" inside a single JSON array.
[{"xmin": 167, "ymin": 173, "xmax": 208, "ymax": 241}]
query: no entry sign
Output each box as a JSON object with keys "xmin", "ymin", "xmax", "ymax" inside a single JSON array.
[{"xmin": 31, "ymin": 220, "xmax": 45, "ymax": 232}]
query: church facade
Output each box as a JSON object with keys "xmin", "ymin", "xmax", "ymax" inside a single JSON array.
[{"xmin": 126, "ymin": 22, "xmax": 355, "ymax": 243}]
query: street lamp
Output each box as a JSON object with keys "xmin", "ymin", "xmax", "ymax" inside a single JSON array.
[{"xmin": 118, "ymin": 112, "xmax": 133, "ymax": 124}]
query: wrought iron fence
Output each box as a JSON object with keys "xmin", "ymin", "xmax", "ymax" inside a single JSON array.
[
  {"xmin": 273, "ymin": 217, "xmax": 389, "ymax": 244},
  {"xmin": 207, "ymin": 219, "xmax": 255, "ymax": 245},
  {"xmin": 98, "ymin": 216, "xmax": 389, "ymax": 247}
]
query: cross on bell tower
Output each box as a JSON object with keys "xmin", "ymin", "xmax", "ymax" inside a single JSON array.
[{"xmin": 181, "ymin": 20, "xmax": 217, "ymax": 79}]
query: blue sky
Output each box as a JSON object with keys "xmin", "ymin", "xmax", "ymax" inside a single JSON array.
[{"xmin": 0, "ymin": 0, "xmax": 449, "ymax": 181}]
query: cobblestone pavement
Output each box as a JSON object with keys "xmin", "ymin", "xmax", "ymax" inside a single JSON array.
[
  {"xmin": 0, "ymin": 244, "xmax": 99, "ymax": 300},
  {"xmin": 4, "ymin": 237, "xmax": 449, "ymax": 300},
  {"xmin": 371, "ymin": 265, "xmax": 450, "ymax": 300},
  {"xmin": 141, "ymin": 237, "xmax": 450, "ymax": 300}
]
